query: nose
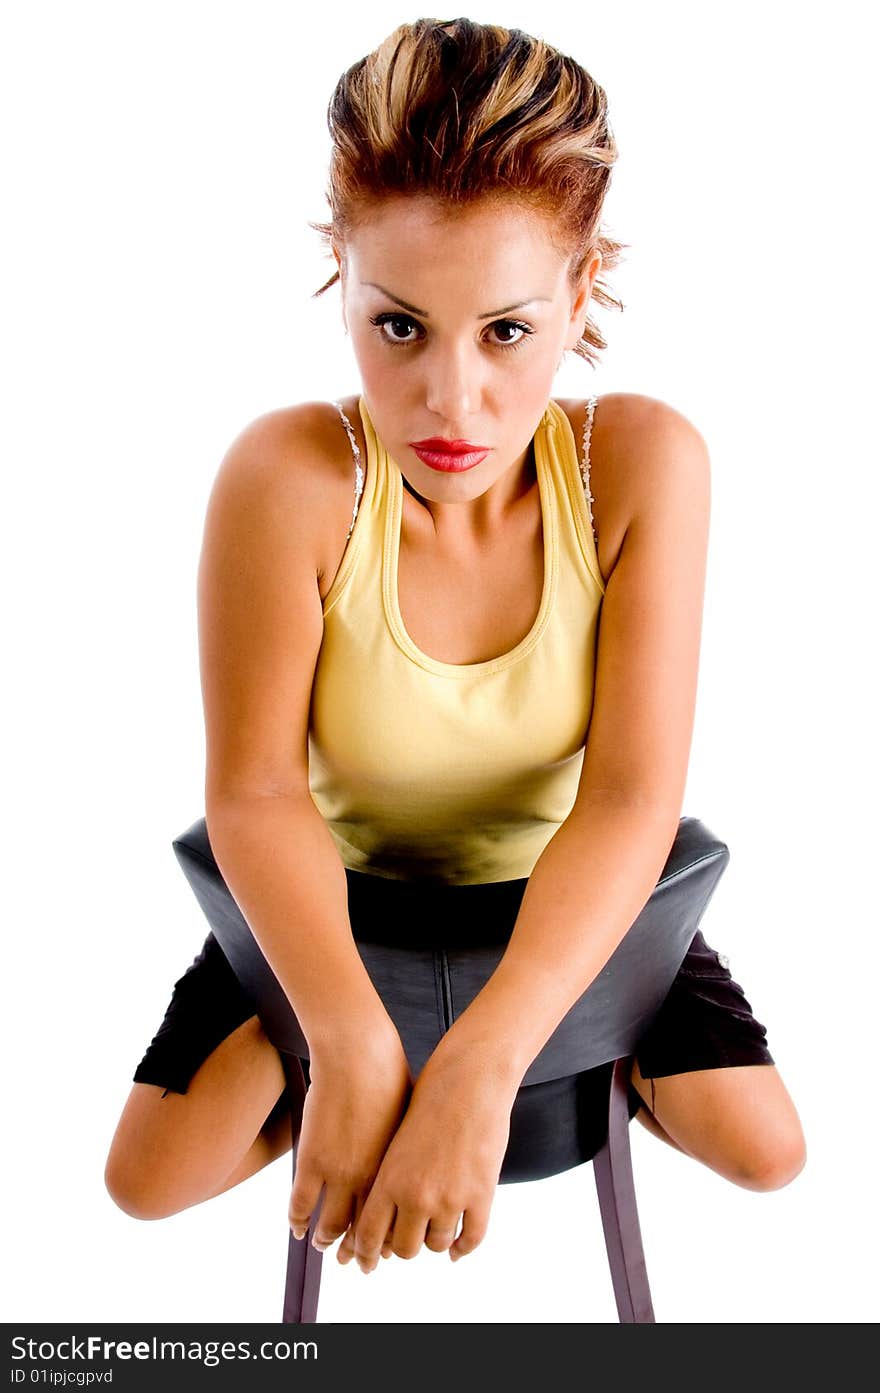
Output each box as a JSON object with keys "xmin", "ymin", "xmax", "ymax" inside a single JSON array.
[{"xmin": 423, "ymin": 342, "xmax": 481, "ymax": 423}]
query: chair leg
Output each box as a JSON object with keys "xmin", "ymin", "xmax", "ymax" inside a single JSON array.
[
  {"xmin": 591, "ymin": 1054, "xmax": 656, "ymax": 1324},
  {"xmin": 279, "ymin": 1056, "xmax": 324, "ymax": 1324}
]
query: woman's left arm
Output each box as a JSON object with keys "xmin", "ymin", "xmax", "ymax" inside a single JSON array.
[
  {"xmin": 343, "ymin": 398, "xmax": 711, "ymax": 1269},
  {"xmin": 455, "ymin": 397, "xmax": 712, "ymax": 1068}
]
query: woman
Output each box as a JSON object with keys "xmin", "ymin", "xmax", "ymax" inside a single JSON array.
[{"xmin": 104, "ymin": 17, "xmax": 806, "ymax": 1275}]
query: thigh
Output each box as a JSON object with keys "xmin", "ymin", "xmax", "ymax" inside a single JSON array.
[
  {"xmin": 629, "ymin": 1057, "xmax": 804, "ymax": 1188},
  {"xmin": 107, "ymin": 1014, "xmax": 295, "ymax": 1218},
  {"xmin": 629, "ymin": 930, "xmax": 805, "ymax": 1188},
  {"xmin": 109, "ymin": 931, "xmax": 303, "ymax": 1218}
]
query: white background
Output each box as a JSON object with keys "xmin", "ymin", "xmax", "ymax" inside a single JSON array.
[{"xmin": 4, "ymin": 0, "xmax": 877, "ymax": 1324}]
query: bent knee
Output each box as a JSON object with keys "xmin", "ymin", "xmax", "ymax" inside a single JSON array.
[
  {"xmin": 734, "ymin": 1128, "xmax": 807, "ymax": 1192},
  {"xmin": 104, "ymin": 1152, "xmax": 184, "ymax": 1222}
]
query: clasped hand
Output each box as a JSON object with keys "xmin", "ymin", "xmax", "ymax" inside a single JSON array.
[{"xmin": 336, "ymin": 1048, "xmax": 517, "ymax": 1272}]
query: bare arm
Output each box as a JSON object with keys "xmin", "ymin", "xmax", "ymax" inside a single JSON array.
[
  {"xmin": 197, "ymin": 404, "xmax": 395, "ymax": 1053},
  {"xmin": 429, "ymin": 396, "xmax": 712, "ymax": 1085},
  {"xmin": 204, "ymin": 794, "xmax": 396, "ymax": 1053},
  {"xmin": 198, "ymin": 401, "xmax": 416, "ymax": 1251}
]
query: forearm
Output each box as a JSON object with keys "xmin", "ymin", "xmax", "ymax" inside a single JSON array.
[
  {"xmin": 205, "ymin": 793, "xmax": 395, "ymax": 1054},
  {"xmin": 433, "ymin": 800, "xmax": 680, "ymax": 1088}
]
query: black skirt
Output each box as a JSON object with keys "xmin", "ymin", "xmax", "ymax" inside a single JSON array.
[{"xmin": 133, "ymin": 869, "xmax": 775, "ymax": 1176}]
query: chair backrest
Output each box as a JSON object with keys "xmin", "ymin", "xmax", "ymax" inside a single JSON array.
[{"xmin": 171, "ymin": 815, "xmax": 729, "ymax": 1087}]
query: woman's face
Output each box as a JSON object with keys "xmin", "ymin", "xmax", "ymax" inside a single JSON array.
[{"xmin": 335, "ymin": 195, "xmax": 601, "ymax": 515}]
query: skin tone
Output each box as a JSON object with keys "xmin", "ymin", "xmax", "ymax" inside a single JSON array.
[
  {"xmin": 335, "ymin": 194, "xmax": 602, "ymax": 542},
  {"xmin": 326, "ymin": 194, "xmax": 603, "ymax": 1271}
]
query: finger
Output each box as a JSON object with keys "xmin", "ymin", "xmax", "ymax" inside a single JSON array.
[
  {"xmin": 449, "ymin": 1199, "xmax": 492, "ymax": 1262},
  {"xmin": 386, "ymin": 1203, "xmax": 430, "ymax": 1260},
  {"xmin": 310, "ymin": 1185, "xmax": 356, "ymax": 1252},
  {"xmin": 353, "ymin": 1190, "xmax": 398, "ymax": 1273},
  {"xmin": 424, "ymin": 1209, "xmax": 463, "ymax": 1254},
  {"xmin": 341, "ymin": 1218, "xmax": 394, "ymax": 1261},
  {"xmin": 289, "ymin": 1171, "xmax": 325, "ymax": 1241},
  {"xmin": 337, "ymin": 1195, "xmax": 366, "ymax": 1266}
]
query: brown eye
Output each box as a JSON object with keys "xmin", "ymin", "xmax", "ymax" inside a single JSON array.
[
  {"xmin": 370, "ymin": 313, "xmax": 422, "ymax": 345},
  {"xmin": 487, "ymin": 320, "xmax": 533, "ymax": 349}
]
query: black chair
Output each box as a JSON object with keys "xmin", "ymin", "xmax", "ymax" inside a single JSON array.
[{"xmin": 172, "ymin": 814, "xmax": 729, "ymax": 1323}]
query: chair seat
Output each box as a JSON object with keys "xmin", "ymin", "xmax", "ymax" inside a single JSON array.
[
  {"xmin": 172, "ymin": 815, "xmax": 730, "ymax": 1088},
  {"xmin": 171, "ymin": 811, "xmax": 731, "ymax": 1322}
]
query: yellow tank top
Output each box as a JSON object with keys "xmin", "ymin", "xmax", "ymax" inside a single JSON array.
[{"xmin": 307, "ymin": 396, "xmax": 605, "ymax": 884}]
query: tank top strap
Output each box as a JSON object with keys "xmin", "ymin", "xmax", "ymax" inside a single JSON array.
[
  {"xmin": 579, "ymin": 395, "xmax": 599, "ymax": 544},
  {"xmin": 539, "ymin": 397, "xmax": 605, "ymax": 596},
  {"xmin": 331, "ymin": 400, "xmax": 365, "ymax": 541}
]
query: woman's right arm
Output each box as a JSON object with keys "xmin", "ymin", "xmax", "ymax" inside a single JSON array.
[{"xmin": 197, "ymin": 403, "xmax": 412, "ymax": 1254}]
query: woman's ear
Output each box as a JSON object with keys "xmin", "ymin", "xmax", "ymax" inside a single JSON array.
[
  {"xmin": 332, "ymin": 245, "xmax": 348, "ymax": 332},
  {"xmin": 564, "ymin": 249, "xmax": 603, "ymax": 351}
]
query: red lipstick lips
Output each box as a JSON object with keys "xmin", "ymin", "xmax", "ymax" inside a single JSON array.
[
  {"xmin": 411, "ymin": 437, "xmax": 487, "ymax": 453},
  {"xmin": 409, "ymin": 437, "xmax": 490, "ymax": 473}
]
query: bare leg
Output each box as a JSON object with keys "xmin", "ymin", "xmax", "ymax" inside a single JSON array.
[
  {"xmin": 627, "ymin": 1056, "xmax": 806, "ymax": 1190},
  {"xmin": 628, "ymin": 1066, "xmax": 690, "ymax": 1156},
  {"xmin": 203, "ymin": 1096, "xmax": 295, "ymax": 1201},
  {"xmin": 105, "ymin": 1014, "xmax": 300, "ymax": 1220}
]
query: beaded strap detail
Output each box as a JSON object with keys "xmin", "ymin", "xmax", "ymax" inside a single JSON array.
[
  {"xmin": 579, "ymin": 394, "xmax": 599, "ymax": 544},
  {"xmin": 332, "ymin": 400, "xmax": 365, "ymax": 541}
]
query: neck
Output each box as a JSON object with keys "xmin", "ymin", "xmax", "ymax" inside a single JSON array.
[{"xmin": 401, "ymin": 441, "xmax": 537, "ymax": 545}]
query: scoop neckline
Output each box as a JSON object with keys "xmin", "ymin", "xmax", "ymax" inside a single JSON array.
[{"xmin": 378, "ymin": 408, "xmax": 559, "ymax": 679}]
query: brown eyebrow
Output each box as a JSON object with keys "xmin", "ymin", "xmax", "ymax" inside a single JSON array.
[{"xmin": 361, "ymin": 281, "xmax": 552, "ymax": 319}]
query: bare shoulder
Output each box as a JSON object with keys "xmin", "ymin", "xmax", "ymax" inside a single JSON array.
[
  {"xmin": 553, "ymin": 393, "xmax": 710, "ymax": 578},
  {"xmin": 556, "ymin": 396, "xmax": 711, "ymax": 818},
  {"xmin": 198, "ymin": 397, "xmax": 365, "ymax": 801},
  {"xmin": 206, "ymin": 395, "xmax": 365, "ymax": 593}
]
